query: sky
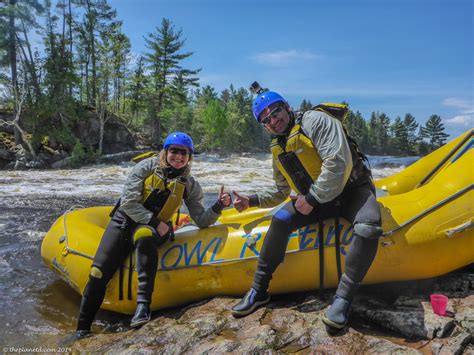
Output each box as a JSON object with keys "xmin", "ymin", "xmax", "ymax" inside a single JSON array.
[{"xmin": 90, "ymin": 0, "xmax": 473, "ymax": 137}]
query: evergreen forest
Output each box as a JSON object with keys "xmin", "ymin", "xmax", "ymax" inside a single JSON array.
[{"xmin": 0, "ymin": 0, "xmax": 451, "ymax": 162}]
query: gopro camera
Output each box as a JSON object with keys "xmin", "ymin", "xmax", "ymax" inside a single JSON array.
[{"xmin": 249, "ymin": 81, "xmax": 265, "ymax": 95}]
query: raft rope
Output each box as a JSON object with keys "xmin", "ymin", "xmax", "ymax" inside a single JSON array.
[
  {"xmin": 61, "ymin": 205, "xmax": 94, "ymax": 260},
  {"xmin": 382, "ymin": 184, "xmax": 473, "ymax": 238}
]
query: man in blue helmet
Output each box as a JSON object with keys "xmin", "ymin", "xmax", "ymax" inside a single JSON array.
[{"xmin": 231, "ymin": 88, "xmax": 382, "ymax": 330}]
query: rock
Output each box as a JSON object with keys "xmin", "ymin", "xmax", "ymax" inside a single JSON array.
[
  {"xmin": 71, "ymin": 296, "xmax": 425, "ymax": 353},
  {"xmin": 97, "ymin": 150, "xmax": 147, "ymax": 165},
  {"xmin": 454, "ymin": 295, "xmax": 474, "ymax": 334},
  {"xmin": 422, "ymin": 301, "xmax": 455, "ymax": 339},
  {"xmin": 68, "ymin": 265, "xmax": 473, "ymax": 353},
  {"xmin": 51, "ymin": 156, "xmax": 75, "ymax": 169},
  {"xmin": 354, "ymin": 297, "xmax": 455, "ymax": 340},
  {"xmin": 441, "ymin": 328, "xmax": 472, "ymax": 355},
  {"xmin": 0, "ymin": 146, "xmax": 15, "ymax": 169},
  {"xmin": 75, "ymin": 109, "xmax": 136, "ymax": 154}
]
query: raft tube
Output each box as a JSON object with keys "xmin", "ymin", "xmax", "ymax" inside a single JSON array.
[{"xmin": 41, "ymin": 131, "xmax": 473, "ymax": 314}]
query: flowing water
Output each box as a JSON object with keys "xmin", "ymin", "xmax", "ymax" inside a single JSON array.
[{"xmin": 0, "ymin": 154, "xmax": 418, "ymax": 349}]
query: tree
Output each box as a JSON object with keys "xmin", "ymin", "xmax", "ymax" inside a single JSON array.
[
  {"xmin": 1, "ymin": 0, "xmax": 43, "ymax": 143},
  {"xmin": 223, "ymin": 86, "xmax": 257, "ymax": 151},
  {"xmin": 191, "ymin": 85, "xmax": 217, "ymax": 145},
  {"xmin": 345, "ymin": 110, "xmax": 369, "ymax": 152},
  {"xmin": 200, "ymin": 99, "xmax": 227, "ymax": 150},
  {"xmin": 144, "ymin": 18, "xmax": 200, "ymax": 142},
  {"xmin": 161, "ymin": 72, "xmax": 194, "ymax": 134},
  {"xmin": 403, "ymin": 113, "xmax": 419, "ymax": 154},
  {"xmin": 0, "ymin": 80, "xmax": 36, "ymax": 158},
  {"xmin": 422, "ymin": 114, "xmax": 449, "ymax": 149},
  {"xmin": 390, "ymin": 116, "xmax": 408, "ymax": 155},
  {"xmin": 129, "ymin": 55, "xmax": 147, "ymax": 120},
  {"xmin": 299, "ymin": 99, "xmax": 313, "ymax": 112},
  {"xmin": 78, "ymin": 0, "xmax": 117, "ymax": 106}
]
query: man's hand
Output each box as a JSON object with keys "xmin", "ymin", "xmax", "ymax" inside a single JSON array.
[
  {"xmin": 157, "ymin": 221, "xmax": 170, "ymax": 237},
  {"xmin": 233, "ymin": 191, "xmax": 250, "ymax": 212},
  {"xmin": 294, "ymin": 194, "xmax": 313, "ymax": 215},
  {"xmin": 218, "ymin": 185, "xmax": 232, "ymax": 207}
]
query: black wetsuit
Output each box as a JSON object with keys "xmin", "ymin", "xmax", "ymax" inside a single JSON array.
[{"xmin": 252, "ymin": 177, "xmax": 381, "ymax": 301}]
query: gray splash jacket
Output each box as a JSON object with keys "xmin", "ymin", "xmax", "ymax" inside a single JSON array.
[
  {"xmin": 119, "ymin": 156, "xmax": 221, "ymax": 228},
  {"xmin": 256, "ymin": 110, "xmax": 353, "ymax": 208}
]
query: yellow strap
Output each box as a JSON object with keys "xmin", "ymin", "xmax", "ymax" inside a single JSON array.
[{"xmin": 131, "ymin": 151, "xmax": 157, "ymax": 164}]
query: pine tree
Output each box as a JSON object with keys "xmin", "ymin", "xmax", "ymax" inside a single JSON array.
[
  {"xmin": 144, "ymin": 18, "xmax": 200, "ymax": 142},
  {"xmin": 1, "ymin": 0, "xmax": 43, "ymax": 143},
  {"xmin": 201, "ymin": 99, "xmax": 227, "ymax": 150},
  {"xmin": 390, "ymin": 116, "xmax": 408, "ymax": 155},
  {"xmin": 346, "ymin": 110, "xmax": 369, "ymax": 152},
  {"xmin": 129, "ymin": 55, "xmax": 147, "ymax": 121},
  {"xmin": 403, "ymin": 113, "xmax": 419, "ymax": 154},
  {"xmin": 422, "ymin": 114, "xmax": 449, "ymax": 149},
  {"xmin": 299, "ymin": 99, "xmax": 312, "ymax": 112}
]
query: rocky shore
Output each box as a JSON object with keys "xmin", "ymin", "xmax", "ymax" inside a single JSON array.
[
  {"xmin": 71, "ymin": 267, "xmax": 473, "ymax": 354},
  {"xmin": 0, "ymin": 108, "xmax": 138, "ymax": 170}
]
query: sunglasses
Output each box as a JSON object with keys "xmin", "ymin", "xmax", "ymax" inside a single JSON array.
[
  {"xmin": 168, "ymin": 147, "xmax": 190, "ymax": 156},
  {"xmin": 260, "ymin": 106, "xmax": 284, "ymax": 125}
]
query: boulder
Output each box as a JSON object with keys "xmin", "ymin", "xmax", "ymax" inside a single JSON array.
[{"xmin": 70, "ymin": 269, "xmax": 474, "ymax": 353}]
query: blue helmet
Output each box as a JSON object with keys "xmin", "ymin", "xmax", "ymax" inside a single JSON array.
[
  {"xmin": 163, "ymin": 132, "xmax": 194, "ymax": 153},
  {"xmin": 252, "ymin": 91, "xmax": 287, "ymax": 122}
]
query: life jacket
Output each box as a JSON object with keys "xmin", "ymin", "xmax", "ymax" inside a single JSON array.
[
  {"xmin": 142, "ymin": 168, "xmax": 187, "ymax": 222},
  {"xmin": 271, "ymin": 123, "xmax": 322, "ymax": 195},
  {"xmin": 270, "ymin": 103, "xmax": 370, "ymax": 195}
]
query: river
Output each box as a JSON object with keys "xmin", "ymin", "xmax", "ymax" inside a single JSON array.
[{"xmin": 0, "ymin": 153, "xmax": 418, "ymax": 349}]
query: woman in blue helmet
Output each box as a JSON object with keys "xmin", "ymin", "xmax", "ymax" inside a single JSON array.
[{"xmin": 74, "ymin": 132, "xmax": 231, "ymax": 339}]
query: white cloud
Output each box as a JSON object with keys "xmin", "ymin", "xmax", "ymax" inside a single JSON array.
[
  {"xmin": 445, "ymin": 114, "xmax": 474, "ymax": 126},
  {"xmin": 252, "ymin": 50, "xmax": 320, "ymax": 67},
  {"xmin": 442, "ymin": 97, "xmax": 474, "ymax": 114},
  {"xmin": 442, "ymin": 97, "xmax": 474, "ymax": 127}
]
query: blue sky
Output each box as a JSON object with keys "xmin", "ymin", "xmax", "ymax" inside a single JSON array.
[{"xmin": 115, "ymin": 0, "xmax": 471, "ymax": 137}]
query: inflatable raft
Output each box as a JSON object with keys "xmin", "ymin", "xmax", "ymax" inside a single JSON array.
[{"xmin": 41, "ymin": 131, "xmax": 473, "ymax": 314}]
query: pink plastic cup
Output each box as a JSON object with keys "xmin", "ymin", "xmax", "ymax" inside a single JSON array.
[{"xmin": 430, "ymin": 294, "xmax": 448, "ymax": 316}]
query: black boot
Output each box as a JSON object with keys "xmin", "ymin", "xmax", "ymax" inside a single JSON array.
[
  {"xmin": 231, "ymin": 288, "xmax": 270, "ymax": 317},
  {"xmin": 322, "ymin": 296, "xmax": 351, "ymax": 329},
  {"xmin": 58, "ymin": 329, "xmax": 92, "ymax": 347},
  {"xmin": 76, "ymin": 275, "xmax": 107, "ymax": 335},
  {"xmin": 130, "ymin": 303, "xmax": 151, "ymax": 328},
  {"xmin": 135, "ymin": 236, "xmax": 158, "ymax": 305}
]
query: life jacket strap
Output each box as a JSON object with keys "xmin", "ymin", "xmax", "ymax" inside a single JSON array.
[
  {"xmin": 334, "ymin": 201, "xmax": 342, "ymax": 282},
  {"xmin": 318, "ymin": 220, "xmax": 325, "ymax": 295}
]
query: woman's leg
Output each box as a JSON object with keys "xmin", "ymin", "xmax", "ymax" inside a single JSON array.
[{"xmin": 76, "ymin": 210, "xmax": 131, "ymax": 332}]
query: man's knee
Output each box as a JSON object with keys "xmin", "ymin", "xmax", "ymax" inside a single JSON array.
[
  {"xmin": 354, "ymin": 222, "xmax": 383, "ymax": 240},
  {"xmin": 273, "ymin": 208, "xmax": 293, "ymax": 225}
]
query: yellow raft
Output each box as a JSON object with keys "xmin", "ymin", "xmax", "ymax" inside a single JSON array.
[{"xmin": 41, "ymin": 130, "xmax": 473, "ymax": 314}]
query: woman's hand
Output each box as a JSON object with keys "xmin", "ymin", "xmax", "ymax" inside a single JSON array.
[{"xmin": 218, "ymin": 185, "xmax": 232, "ymax": 208}]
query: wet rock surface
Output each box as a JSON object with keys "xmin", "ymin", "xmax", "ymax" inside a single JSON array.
[{"xmin": 72, "ymin": 268, "xmax": 474, "ymax": 353}]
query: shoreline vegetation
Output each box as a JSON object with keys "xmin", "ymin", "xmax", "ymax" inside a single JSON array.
[{"xmin": 0, "ymin": 1, "xmax": 450, "ymax": 170}]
